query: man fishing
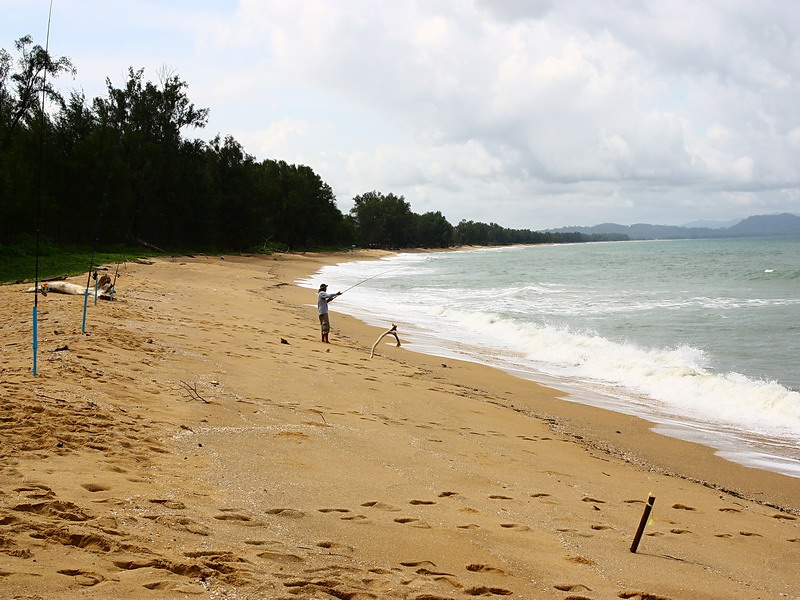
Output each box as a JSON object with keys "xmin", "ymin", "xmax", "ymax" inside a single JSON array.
[{"xmin": 317, "ymin": 283, "xmax": 342, "ymax": 343}]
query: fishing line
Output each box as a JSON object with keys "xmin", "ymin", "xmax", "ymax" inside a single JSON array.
[
  {"xmin": 32, "ymin": 0, "xmax": 55, "ymax": 376},
  {"xmin": 339, "ymin": 268, "xmax": 396, "ymax": 295}
]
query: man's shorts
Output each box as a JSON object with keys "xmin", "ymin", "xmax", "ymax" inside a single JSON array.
[{"xmin": 319, "ymin": 313, "xmax": 330, "ymax": 334}]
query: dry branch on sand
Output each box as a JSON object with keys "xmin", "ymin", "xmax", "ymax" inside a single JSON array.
[{"xmin": 370, "ymin": 324, "xmax": 401, "ymax": 358}]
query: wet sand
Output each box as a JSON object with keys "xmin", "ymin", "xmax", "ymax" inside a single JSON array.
[{"xmin": 1, "ymin": 251, "xmax": 798, "ymax": 599}]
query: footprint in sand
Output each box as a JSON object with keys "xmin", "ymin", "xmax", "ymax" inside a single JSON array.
[
  {"xmin": 467, "ymin": 564, "xmax": 506, "ymax": 575},
  {"xmin": 672, "ymin": 503, "xmax": 698, "ymax": 511},
  {"xmin": 149, "ymin": 499, "xmax": 186, "ymax": 510},
  {"xmin": 489, "ymin": 495, "xmax": 513, "ymax": 500},
  {"xmin": 361, "ymin": 501, "xmax": 401, "ymax": 512},
  {"xmin": 565, "ymin": 555, "xmax": 596, "ymax": 566},
  {"xmin": 148, "ymin": 515, "xmax": 210, "ymax": 536},
  {"xmin": 581, "ymin": 497, "xmax": 606, "ymax": 504},
  {"xmin": 554, "ymin": 583, "xmax": 592, "ymax": 592},
  {"xmin": 407, "ymin": 564, "xmax": 456, "ymax": 577},
  {"xmin": 463, "ymin": 585, "xmax": 513, "ymax": 596},
  {"xmin": 340, "ymin": 514, "xmax": 369, "ymax": 523},
  {"xmin": 57, "ymin": 569, "xmax": 105, "ymax": 587},
  {"xmin": 719, "ymin": 507, "xmax": 741, "ymax": 513},
  {"xmin": 771, "ymin": 513, "xmax": 796, "ymax": 520},
  {"xmin": 14, "ymin": 484, "xmax": 54, "ymax": 499},
  {"xmin": 409, "ymin": 499, "xmax": 436, "ymax": 505},
  {"xmin": 214, "ymin": 513, "xmax": 251, "ymax": 522},
  {"xmin": 739, "ymin": 531, "xmax": 762, "ymax": 537},
  {"xmin": 438, "ymin": 491, "xmax": 459, "ymax": 497},
  {"xmin": 257, "ymin": 550, "xmax": 304, "ymax": 563},
  {"xmin": 142, "ymin": 581, "xmax": 179, "ymax": 590},
  {"xmin": 265, "ymin": 508, "xmax": 305, "ymax": 518},
  {"xmin": 670, "ymin": 529, "xmax": 692, "ymax": 535},
  {"xmin": 500, "ymin": 523, "xmax": 530, "ymax": 531},
  {"xmin": 394, "ymin": 517, "xmax": 432, "ymax": 528},
  {"xmin": 13, "ymin": 500, "xmax": 91, "ymax": 522},
  {"xmin": 317, "ymin": 541, "xmax": 354, "ymax": 553},
  {"xmin": 318, "ymin": 507, "xmax": 350, "ymax": 514}
]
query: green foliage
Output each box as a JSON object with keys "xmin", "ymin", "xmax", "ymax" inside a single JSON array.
[
  {"xmin": 0, "ymin": 35, "xmax": 75, "ymax": 150},
  {"xmin": 1, "ymin": 33, "xmax": 628, "ymax": 259},
  {"xmin": 349, "ymin": 191, "xmax": 416, "ymax": 248}
]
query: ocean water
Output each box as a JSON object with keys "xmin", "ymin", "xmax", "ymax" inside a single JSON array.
[{"xmin": 299, "ymin": 238, "xmax": 800, "ymax": 478}]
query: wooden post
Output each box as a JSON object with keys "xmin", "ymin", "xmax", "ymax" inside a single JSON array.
[{"xmin": 630, "ymin": 495, "xmax": 656, "ymax": 553}]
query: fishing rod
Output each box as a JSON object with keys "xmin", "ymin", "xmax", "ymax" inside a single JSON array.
[
  {"xmin": 32, "ymin": 0, "xmax": 55, "ymax": 376},
  {"xmin": 339, "ymin": 268, "xmax": 395, "ymax": 295},
  {"xmin": 110, "ymin": 253, "xmax": 123, "ymax": 301},
  {"xmin": 81, "ymin": 213, "xmax": 102, "ymax": 332}
]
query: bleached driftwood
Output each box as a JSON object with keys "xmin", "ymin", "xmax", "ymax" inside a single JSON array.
[
  {"xmin": 370, "ymin": 324, "xmax": 401, "ymax": 358},
  {"xmin": 26, "ymin": 274, "xmax": 115, "ymax": 300}
]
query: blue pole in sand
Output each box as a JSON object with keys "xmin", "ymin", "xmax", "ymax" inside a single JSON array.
[
  {"xmin": 82, "ymin": 288, "xmax": 89, "ymax": 333},
  {"xmin": 32, "ymin": 306, "xmax": 38, "ymax": 376}
]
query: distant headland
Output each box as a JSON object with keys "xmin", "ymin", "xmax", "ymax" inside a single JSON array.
[{"xmin": 547, "ymin": 213, "xmax": 800, "ymax": 240}]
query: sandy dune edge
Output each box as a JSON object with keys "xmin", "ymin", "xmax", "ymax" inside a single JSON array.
[{"xmin": 1, "ymin": 251, "xmax": 798, "ymax": 600}]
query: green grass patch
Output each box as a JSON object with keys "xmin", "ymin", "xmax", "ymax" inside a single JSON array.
[{"xmin": 0, "ymin": 243, "xmax": 158, "ymax": 284}]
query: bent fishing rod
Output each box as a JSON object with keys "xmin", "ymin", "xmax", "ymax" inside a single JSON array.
[{"xmin": 338, "ymin": 268, "xmax": 396, "ymax": 295}]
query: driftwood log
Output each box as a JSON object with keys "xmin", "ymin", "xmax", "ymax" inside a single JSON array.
[
  {"xmin": 370, "ymin": 324, "xmax": 401, "ymax": 358},
  {"xmin": 26, "ymin": 274, "xmax": 115, "ymax": 300}
]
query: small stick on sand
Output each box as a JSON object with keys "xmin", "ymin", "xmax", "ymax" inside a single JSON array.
[
  {"xmin": 179, "ymin": 380, "xmax": 210, "ymax": 403},
  {"xmin": 370, "ymin": 324, "xmax": 401, "ymax": 358},
  {"xmin": 630, "ymin": 494, "xmax": 656, "ymax": 553}
]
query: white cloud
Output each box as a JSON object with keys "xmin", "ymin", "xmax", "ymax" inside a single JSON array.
[{"xmin": 3, "ymin": 0, "xmax": 799, "ymax": 228}]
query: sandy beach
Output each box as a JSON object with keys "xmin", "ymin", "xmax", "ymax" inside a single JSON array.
[{"xmin": 1, "ymin": 250, "xmax": 798, "ymax": 600}]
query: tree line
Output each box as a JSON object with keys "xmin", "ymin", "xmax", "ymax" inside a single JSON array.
[{"xmin": 1, "ymin": 35, "xmax": 627, "ymax": 253}]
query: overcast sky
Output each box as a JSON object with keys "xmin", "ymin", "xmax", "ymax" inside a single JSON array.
[{"xmin": 3, "ymin": 0, "xmax": 799, "ymax": 229}]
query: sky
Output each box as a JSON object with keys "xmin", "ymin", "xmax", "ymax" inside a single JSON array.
[{"xmin": 3, "ymin": 0, "xmax": 800, "ymax": 229}]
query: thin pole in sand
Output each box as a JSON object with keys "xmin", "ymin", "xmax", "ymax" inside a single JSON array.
[
  {"xmin": 630, "ymin": 494, "xmax": 656, "ymax": 553},
  {"xmin": 32, "ymin": 0, "xmax": 55, "ymax": 376},
  {"xmin": 81, "ymin": 215, "xmax": 101, "ymax": 333},
  {"xmin": 110, "ymin": 253, "xmax": 124, "ymax": 301}
]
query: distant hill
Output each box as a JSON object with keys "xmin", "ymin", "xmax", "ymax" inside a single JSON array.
[
  {"xmin": 726, "ymin": 213, "xmax": 800, "ymax": 236},
  {"xmin": 547, "ymin": 213, "xmax": 800, "ymax": 240},
  {"xmin": 681, "ymin": 218, "xmax": 739, "ymax": 229}
]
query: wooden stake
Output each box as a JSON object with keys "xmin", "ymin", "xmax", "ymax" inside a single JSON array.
[{"xmin": 630, "ymin": 494, "xmax": 656, "ymax": 553}]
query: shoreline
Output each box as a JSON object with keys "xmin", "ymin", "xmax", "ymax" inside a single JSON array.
[
  {"xmin": 306, "ymin": 248, "xmax": 800, "ymax": 508},
  {"xmin": 1, "ymin": 250, "xmax": 798, "ymax": 599}
]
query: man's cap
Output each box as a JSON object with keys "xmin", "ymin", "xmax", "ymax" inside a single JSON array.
[{"xmin": 319, "ymin": 283, "xmax": 328, "ymax": 290}]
